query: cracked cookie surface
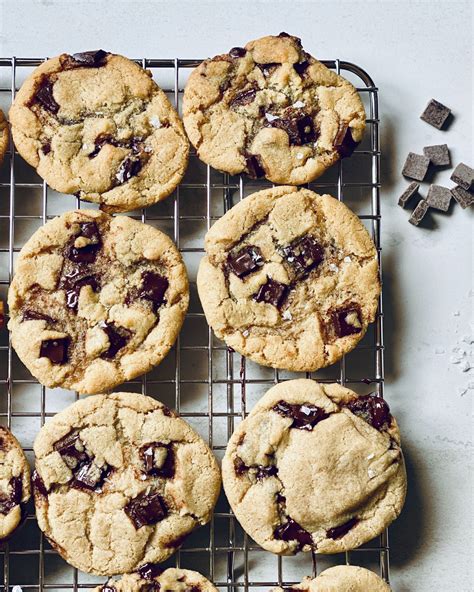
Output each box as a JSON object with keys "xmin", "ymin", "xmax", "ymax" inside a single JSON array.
[
  {"xmin": 222, "ymin": 379, "xmax": 406, "ymax": 555},
  {"xmin": 0, "ymin": 109, "xmax": 8, "ymax": 165},
  {"xmin": 8, "ymin": 210, "xmax": 188, "ymax": 394},
  {"xmin": 33, "ymin": 393, "xmax": 221, "ymax": 575},
  {"xmin": 183, "ymin": 33, "xmax": 365, "ymax": 184},
  {"xmin": 0, "ymin": 426, "xmax": 31, "ymax": 541},
  {"xmin": 272, "ymin": 567, "xmax": 391, "ymax": 591},
  {"xmin": 94, "ymin": 566, "xmax": 217, "ymax": 592},
  {"xmin": 197, "ymin": 186, "xmax": 380, "ymax": 372},
  {"xmin": 9, "ymin": 51, "xmax": 189, "ymax": 212}
]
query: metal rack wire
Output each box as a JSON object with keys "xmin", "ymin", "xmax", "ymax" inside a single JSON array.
[{"xmin": 0, "ymin": 57, "xmax": 386, "ymax": 591}]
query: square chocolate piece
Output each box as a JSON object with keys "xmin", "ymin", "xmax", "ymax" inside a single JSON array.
[
  {"xmin": 420, "ymin": 99, "xmax": 451, "ymax": 129},
  {"xmin": 398, "ymin": 182, "xmax": 420, "ymax": 208},
  {"xmin": 451, "ymin": 185, "xmax": 474, "ymax": 209},
  {"xmin": 409, "ymin": 199, "xmax": 429, "ymax": 226},
  {"xmin": 423, "ymin": 144, "xmax": 451, "ymax": 167},
  {"xmin": 450, "ymin": 163, "xmax": 474, "ymax": 190},
  {"xmin": 402, "ymin": 152, "xmax": 430, "ymax": 181},
  {"xmin": 426, "ymin": 185, "xmax": 452, "ymax": 212}
]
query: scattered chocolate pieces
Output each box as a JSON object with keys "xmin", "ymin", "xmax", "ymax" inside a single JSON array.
[
  {"xmin": 420, "ymin": 99, "xmax": 451, "ymax": 129},
  {"xmin": 423, "ymin": 144, "xmax": 451, "ymax": 167},
  {"xmin": 450, "ymin": 162, "xmax": 474, "ymax": 190},
  {"xmin": 426, "ymin": 184, "xmax": 452, "ymax": 212},
  {"xmin": 451, "ymin": 185, "xmax": 474, "ymax": 209},
  {"xmin": 408, "ymin": 199, "xmax": 429, "ymax": 226},
  {"xmin": 398, "ymin": 182, "xmax": 420, "ymax": 208},
  {"xmin": 402, "ymin": 152, "xmax": 430, "ymax": 181}
]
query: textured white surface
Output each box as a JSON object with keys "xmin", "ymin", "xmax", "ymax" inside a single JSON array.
[{"xmin": 0, "ymin": 1, "xmax": 473, "ymax": 590}]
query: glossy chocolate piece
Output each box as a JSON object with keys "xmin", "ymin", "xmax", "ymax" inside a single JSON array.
[
  {"xmin": 273, "ymin": 400, "xmax": 329, "ymax": 430},
  {"xmin": 0, "ymin": 477, "xmax": 22, "ymax": 514},
  {"xmin": 229, "ymin": 47, "xmax": 246, "ymax": 58},
  {"xmin": 70, "ymin": 50, "xmax": 108, "ymax": 67},
  {"xmin": 125, "ymin": 491, "xmax": 167, "ymax": 529},
  {"xmin": 267, "ymin": 112, "xmax": 316, "ymax": 145},
  {"xmin": 283, "ymin": 235, "xmax": 324, "ymax": 277},
  {"xmin": 140, "ymin": 443, "xmax": 175, "ymax": 478},
  {"xmin": 35, "ymin": 78, "xmax": 59, "ymax": 114},
  {"xmin": 99, "ymin": 321, "xmax": 131, "ymax": 359},
  {"xmin": 332, "ymin": 306, "xmax": 362, "ymax": 337},
  {"xmin": 346, "ymin": 393, "xmax": 391, "ymax": 430},
  {"xmin": 234, "ymin": 456, "xmax": 278, "ymax": 480},
  {"xmin": 245, "ymin": 153, "xmax": 266, "ymax": 178},
  {"xmin": 334, "ymin": 125, "xmax": 359, "ymax": 158},
  {"xmin": 68, "ymin": 222, "xmax": 102, "ymax": 263},
  {"xmin": 116, "ymin": 156, "xmax": 142, "ymax": 184},
  {"xmin": 138, "ymin": 563, "xmax": 163, "ymax": 580},
  {"xmin": 231, "ymin": 87, "xmax": 257, "ymax": 107},
  {"xmin": 60, "ymin": 268, "xmax": 99, "ymax": 310},
  {"xmin": 73, "ymin": 461, "xmax": 110, "ymax": 491},
  {"xmin": 227, "ymin": 246, "xmax": 263, "ymax": 278},
  {"xmin": 53, "ymin": 430, "xmax": 88, "ymax": 468},
  {"xmin": 274, "ymin": 517, "xmax": 313, "ymax": 549},
  {"xmin": 326, "ymin": 517, "xmax": 358, "ymax": 539},
  {"xmin": 254, "ymin": 278, "xmax": 287, "ymax": 308},
  {"xmin": 40, "ymin": 338, "xmax": 69, "ymax": 364},
  {"xmin": 257, "ymin": 62, "xmax": 279, "ymax": 77},
  {"xmin": 139, "ymin": 272, "xmax": 169, "ymax": 310},
  {"xmin": 293, "ymin": 61, "xmax": 310, "ymax": 75}
]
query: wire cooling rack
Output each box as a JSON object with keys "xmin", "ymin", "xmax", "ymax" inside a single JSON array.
[{"xmin": 0, "ymin": 57, "xmax": 386, "ymax": 591}]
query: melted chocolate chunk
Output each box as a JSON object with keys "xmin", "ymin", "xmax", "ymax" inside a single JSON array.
[
  {"xmin": 245, "ymin": 153, "xmax": 266, "ymax": 179},
  {"xmin": 346, "ymin": 394, "xmax": 391, "ymax": 430},
  {"xmin": 54, "ymin": 430, "xmax": 88, "ymax": 468},
  {"xmin": 267, "ymin": 111, "xmax": 316, "ymax": 145},
  {"xmin": 138, "ymin": 272, "xmax": 169, "ymax": 310},
  {"xmin": 40, "ymin": 337, "xmax": 69, "ymax": 364},
  {"xmin": 273, "ymin": 400, "xmax": 329, "ymax": 430},
  {"xmin": 88, "ymin": 133, "xmax": 117, "ymax": 158},
  {"xmin": 234, "ymin": 456, "xmax": 278, "ymax": 480},
  {"xmin": 32, "ymin": 470, "xmax": 48, "ymax": 497},
  {"xmin": 125, "ymin": 491, "xmax": 167, "ymax": 529},
  {"xmin": 231, "ymin": 87, "xmax": 257, "ymax": 107},
  {"xmin": 73, "ymin": 461, "xmax": 110, "ymax": 491},
  {"xmin": 274, "ymin": 517, "xmax": 313, "ymax": 549},
  {"xmin": 332, "ymin": 305, "xmax": 362, "ymax": 337},
  {"xmin": 42, "ymin": 142, "xmax": 51, "ymax": 155},
  {"xmin": 70, "ymin": 50, "xmax": 108, "ymax": 67},
  {"xmin": 278, "ymin": 31, "xmax": 292, "ymax": 38},
  {"xmin": 229, "ymin": 47, "xmax": 247, "ymax": 58},
  {"xmin": 140, "ymin": 443, "xmax": 175, "ymax": 478},
  {"xmin": 283, "ymin": 235, "xmax": 324, "ymax": 277},
  {"xmin": 294, "ymin": 61, "xmax": 310, "ymax": 75},
  {"xmin": 227, "ymin": 246, "xmax": 263, "ymax": 278},
  {"xmin": 164, "ymin": 532, "xmax": 189, "ymax": 549},
  {"xmin": 334, "ymin": 125, "xmax": 358, "ymax": 158},
  {"xmin": 0, "ymin": 477, "xmax": 22, "ymax": 514},
  {"xmin": 89, "ymin": 134, "xmax": 145, "ymax": 159},
  {"xmin": 68, "ymin": 222, "xmax": 102, "ymax": 263},
  {"xmin": 257, "ymin": 62, "xmax": 279, "ymax": 77},
  {"xmin": 327, "ymin": 517, "xmax": 358, "ymax": 540},
  {"xmin": 138, "ymin": 563, "xmax": 163, "ymax": 580},
  {"xmin": 254, "ymin": 278, "xmax": 288, "ymax": 308},
  {"xmin": 35, "ymin": 78, "xmax": 60, "ymax": 114},
  {"xmin": 22, "ymin": 309, "xmax": 55, "ymax": 324},
  {"xmin": 116, "ymin": 156, "xmax": 142, "ymax": 184},
  {"xmin": 60, "ymin": 268, "xmax": 99, "ymax": 311},
  {"xmin": 99, "ymin": 322, "xmax": 131, "ymax": 359}
]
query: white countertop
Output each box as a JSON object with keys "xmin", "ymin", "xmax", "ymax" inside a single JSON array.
[{"xmin": 1, "ymin": 1, "xmax": 473, "ymax": 590}]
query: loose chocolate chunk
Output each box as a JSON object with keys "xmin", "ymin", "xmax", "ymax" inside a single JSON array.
[
  {"xmin": 125, "ymin": 491, "xmax": 167, "ymax": 529},
  {"xmin": 116, "ymin": 155, "xmax": 142, "ymax": 184},
  {"xmin": 273, "ymin": 400, "xmax": 329, "ymax": 430},
  {"xmin": 257, "ymin": 62, "xmax": 279, "ymax": 77},
  {"xmin": 334, "ymin": 125, "xmax": 359, "ymax": 158},
  {"xmin": 420, "ymin": 99, "xmax": 451, "ymax": 129},
  {"xmin": 99, "ymin": 322, "xmax": 131, "ymax": 359},
  {"xmin": 139, "ymin": 272, "xmax": 169, "ymax": 310},
  {"xmin": 332, "ymin": 305, "xmax": 363, "ymax": 337},
  {"xmin": 229, "ymin": 47, "xmax": 246, "ymax": 58},
  {"xmin": 32, "ymin": 470, "xmax": 48, "ymax": 497},
  {"xmin": 245, "ymin": 153, "xmax": 266, "ymax": 179},
  {"xmin": 346, "ymin": 393, "xmax": 391, "ymax": 430},
  {"xmin": 73, "ymin": 461, "xmax": 110, "ymax": 491},
  {"xmin": 408, "ymin": 199, "xmax": 429, "ymax": 226},
  {"xmin": 451, "ymin": 185, "xmax": 474, "ymax": 209},
  {"xmin": 294, "ymin": 61, "xmax": 310, "ymax": 75},
  {"xmin": 231, "ymin": 87, "xmax": 257, "ymax": 107},
  {"xmin": 274, "ymin": 517, "xmax": 313, "ymax": 549},
  {"xmin": 450, "ymin": 162, "xmax": 474, "ymax": 190},
  {"xmin": 397, "ymin": 182, "xmax": 420, "ymax": 209},
  {"xmin": 138, "ymin": 563, "xmax": 164, "ymax": 580},
  {"xmin": 267, "ymin": 112, "xmax": 316, "ymax": 145},
  {"xmin": 42, "ymin": 142, "xmax": 51, "ymax": 155},
  {"xmin": 60, "ymin": 268, "xmax": 99, "ymax": 310},
  {"xmin": 426, "ymin": 184, "xmax": 452, "ymax": 212},
  {"xmin": 22, "ymin": 309, "xmax": 55, "ymax": 324},
  {"xmin": 423, "ymin": 144, "xmax": 451, "ymax": 167},
  {"xmin": 140, "ymin": 443, "xmax": 175, "ymax": 478},
  {"xmin": 254, "ymin": 278, "xmax": 288, "ymax": 308},
  {"xmin": 327, "ymin": 517, "xmax": 358, "ymax": 540},
  {"xmin": 70, "ymin": 50, "xmax": 108, "ymax": 67},
  {"xmin": 54, "ymin": 430, "xmax": 88, "ymax": 468},
  {"xmin": 40, "ymin": 337, "xmax": 69, "ymax": 364},
  {"xmin": 283, "ymin": 235, "xmax": 324, "ymax": 277},
  {"xmin": 227, "ymin": 246, "xmax": 264, "ymax": 278},
  {"xmin": 35, "ymin": 78, "xmax": 60, "ymax": 114}
]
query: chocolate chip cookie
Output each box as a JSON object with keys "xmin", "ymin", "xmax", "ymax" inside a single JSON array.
[
  {"xmin": 33, "ymin": 392, "xmax": 221, "ymax": 575},
  {"xmin": 183, "ymin": 33, "xmax": 365, "ymax": 184},
  {"xmin": 222, "ymin": 379, "xmax": 406, "ymax": 555},
  {"xmin": 197, "ymin": 186, "xmax": 380, "ymax": 372},
  {"xmin": 0, "ymin": 426, "xmax": 31, "ymax": 541},
  {"xmin": 8, "ymin": 210, "xmax": 188, "ymax": 394},
  {"xmin": 9, "ymin": 51, "xmax": 189, "ymax": 212},
  {"xmin": 94, "ymin": 566, "xmax": 217, "ymax": 592},
  {"xmin": 0, "ymin": 109, "xmax": 9, "ymax": 165},
  {"xmin": 273, "ymin": 567, "xmax": 391, "ymax": 591}
]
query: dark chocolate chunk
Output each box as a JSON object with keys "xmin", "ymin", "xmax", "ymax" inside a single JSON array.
[
  {"xmin": 451, "ymin": 185, "xmax": 474, "ymax": 209},
  {"xmin": 255, "ymin": 464, "xmax": 278, "ymax": 480},
  {"xmin": 274, "ymin": 517, "xmax": 313, "ymax": 549},
  {"xmin": 35, "ymin": 78, "xmax": 60, "ymax": 114},
  {"xmin": 42, "ymin": 142, "xmax": 51, "ymax": 155},
  {"xmin": 99, "ymin": 322, "xmax": 131, "ymax": 359},
  {"xmin": 334, "ymin": 125, "xmax": 359, "ymax": 158},
  {"xmin": 70, "ymin": 50, "xmax": 108, "ymax": 67},
  {"xmin": 60, "ymin": 268, "xmax": 99, "ymax": 311},
  {"xmin": 398, "ymin": 182, "xmax": 419, "ymax": 209},
  {"xmin": 68, "ymin": 221, "xmax": 102, "ymax": 263},
  {"xmin": 138, "ymin": 563, "xmax": 164, "ymax": 580},
  {"xmin": 22, "ymin": 309, "xmax": 55, "ymax": 324},
  {"xmin": 327, "ymin": 517, "xmax": 358, "ymax": 540},
  {"xmin": 245, "ymin": 153, "xmax": 266, "ymax": 178},
  {"xmin": 138, "ymin": 272, "xmax": 169, "ymax": 310},
  {"xmin": 254, "ymin": 278, "xmax": 288, "ymax": 308},
  {"xmin": 0, "ymin": 476, "xmax": 23, "ymax": 513},
  {"xmin": 73, "ymin": 461, "xmax": 109, "ymax": 490},
  {"xmin": 53, "ymin": 430, "xmax": 88, "ymax": 468},
  {"xmin": 234, "ymin": 456, "xmax": 278, "ymax": 480},
  {"xmin": 164, "ymin": 532, "xmax": 188, "ymax": 549},
  {"xmin": 140, "ymin": 443, "xmax": 175, "ymax": 478},
  {"xmin": 88, "ymin": 133, "xmax": 117, "ymax": 158},
  {"xmin": 257, "ymin": 62, "xmax": 279, "ymax": 77},
  {"xmin": 426, "ymin": 184, "xmax": 452, "ymax": 212},
  {"xmin": 116, "ymin": 156, "xmax": 142, "ymax": 184},
  {"xmin": 283, "ymin": 235, "xmax": 324, "ymax": 277},
  {"xmin": 32, "ymin": 470, "xmax": 48, "ymax": 497},
  {"xmin": 267, "ymin": 112, "xmax": 316, "ymax": 145},
  {"xmin": 125, "ymin": 491, "xmax": 167, "ymax": 529},
  {"xmin": 423, "ymin": 144, "xmax": 451, "ymax": 167},
  {"xmin": 332, "ymin": 305, "xmax": 362, "ymax": 337},
  {"xmin": 229, "ymin": 47, "xmax": 246, "ymax": 58},
  {"xmin": 402, "ymin": 152, "xmax": 430, "ymax": 182},
  {"xmin": 408, "ymin": 199, "xmax": 429, "ymax": 226},
  {"xmin": 450, "ymin": 162, "xmax": 474, "ymax": 190},
  {"xmin": 80, "ymin": 221, "xmax": 101, "ymax": 243},
  {"xmin": 231, "ymin": 87, "xmax": 257, "ymax": 107},
  {"xmin": 346, "ymin": 393, "xmax": 391, "ymax": 430},
  {"xmin": 227, "ymin": 246, "xmax": 264, "ymax": 278},
  {"xmin": 294, "ymin": 61, "xmax": 310, "ymax": 75},
  {"xmin": 420, "ymin": 99, "xmax": 451, "ymax": 129},
  {"xmin": 278, "ymin": 31, "xmax": 292, "ymax": 38},
  {"xmin": 40, "ymin": 337, "xmax": 69, "ymax": 364},
  {"xmin": 273, "ymin": 400, "xmax": 329, "ymax": 430}
]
